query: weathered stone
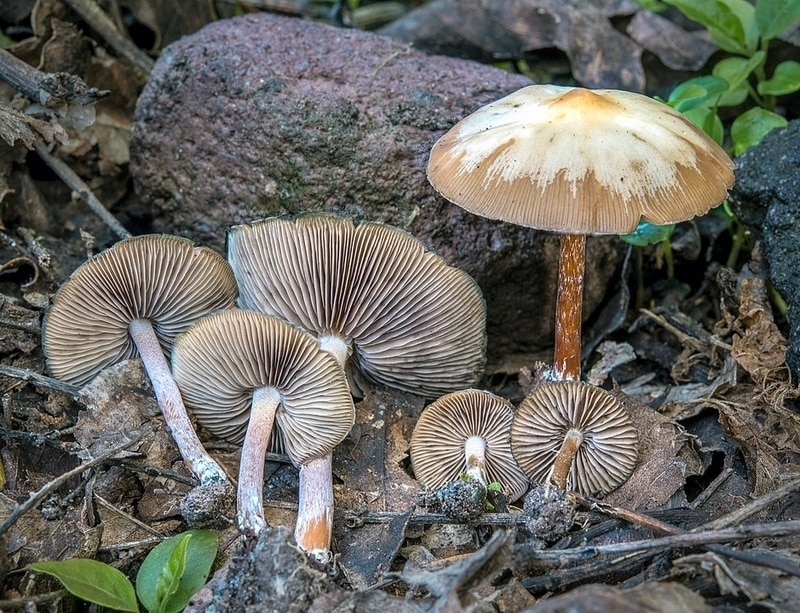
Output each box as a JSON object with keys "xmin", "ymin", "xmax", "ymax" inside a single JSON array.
[
  {"xmin": 130, "ymin": 13, "xmax": 622, "ymax": 362},
  {"xmin": 729, "ymin": 120, "xmax": 800, "ymax": 378}
]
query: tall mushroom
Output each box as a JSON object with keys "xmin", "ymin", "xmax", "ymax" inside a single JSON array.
[
  {"xmin": 511, "ymin": 381, "xmax": 638, "ymax": 494},
  {"xmin": 410, "ymin": 389, "xmax": 529, "ymax": 503},
  {"xmin": 42, "ymin": 234, "xmax": 238, "ymax": 486},
  {"xmin": 227, "ymin": 213, "xmax": 487, "ymax": 555},
  {"xmin": 171, "ymin": 309, "xmax": 354, "ymax": 551},
  {"xmin": 427, "ymin": 84, "xmax": 735, "ymax": 381}
]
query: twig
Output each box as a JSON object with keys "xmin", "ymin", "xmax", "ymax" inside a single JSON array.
[
  {"xmin": 33, "ymin": 141, "xmax": 132, "ymax": 240},
  {"xmin": 62, "ymin": 0, "xmax": 154, "ymax": 74},
  {"xmin": 94, "ymin": 493, "xmax": 164, "ymax": 537},
  {"xmin": 0, "ymin": 48, "xmax": 108, "ymax": 109},
  {"xmin": 518, "ymin": 520, "xmax": 800, "ymax": 564},
  {"xmin": 700, "ymin": 475, "xmax": 800, "ymax": 530},
  {"xmin": 0, "ymin": 364, "xmax": 79, "ymax": 395},
  {"xmin": 0, "ymin": 424, "xmax": 153, "ymax": 537},
  {"xmin": 640, "ymin": 308, "xmax": 733, "ymax": 351}
]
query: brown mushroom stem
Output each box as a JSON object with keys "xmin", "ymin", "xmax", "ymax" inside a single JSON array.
[
  {"xmin": 295, "ymin": 454, "xmax": 334, "ymax": 561},
  {"xmin": 237, "ymin": 386, "xmax": 282, "ymax": 535},
  {"xmin": 463, "ymin": 435, "xmax": 488, "ymax": 485},
  {"xmin": 553, "ymin": 234, "xmax": 586, "ymax": 381},
  {"xmin": 129, "ymin": 318, "xmax": 229, "ymax": 486},
  {"xmin": 549, "ymin": 427, "xmax": 584, "ymax": 490}
]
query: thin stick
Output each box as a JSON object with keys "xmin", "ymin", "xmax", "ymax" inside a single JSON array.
[
  {"xmin": 62, "ymin": 0, "xmax": 154, "ymax": 74},
  {"xmin": 0, "ymin": 425, "xmax": 153, "ymax": 537},
  {"xmin": 34, "ymin": 142, "xmax": 132, "ymax": 241},
  {"xmin": 520, "ymin": 520, "xmax": 800, "ymax": 563},
  {"xmin": 0, "ymin": 363, "xmax": 79, "ymax": 395},
  {"xmin": 699, "ymin": 475, "xmax": 800, "ymax": 530}
]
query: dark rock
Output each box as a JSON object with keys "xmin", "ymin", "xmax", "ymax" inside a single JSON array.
[
  {"xmin": 729, "ymin": 120, "xmax": 800, "ymax": 378},
  {"xmin": 130, "ymin": 13, "xmax": 622, "ymax": 362}
]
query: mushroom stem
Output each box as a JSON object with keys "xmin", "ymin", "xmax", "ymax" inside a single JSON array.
[
  {"xmin": 129, "ymin": 318, "xmax": 229, "ymax": 486},
  {"xmin": 549, "ymin": 427, "xmax": 584, "ymax": 490},
  {"xmin": 553, "ymin": 234, "xmax": 586, "ymax": 381},
  {"xmin": 238, "ymin": 386, "xmax": 282, "ymax": 535},
  {"xmin": 463, "ymin": 435, "xmax": 488, "ymax": 485},
  {"xmin": 295, "ymin": 454, "xmax": 334, "ymax": 562}
]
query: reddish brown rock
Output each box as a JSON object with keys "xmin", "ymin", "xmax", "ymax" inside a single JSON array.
[{"xmin": 130, "ymin": 13, "xmax": 621, "ymax": 362}]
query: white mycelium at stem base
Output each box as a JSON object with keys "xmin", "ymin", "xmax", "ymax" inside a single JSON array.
[
  {"xmin": 128, "ymin": 318, "xmax": 228, "ymax": 486},
  {"xmin": 238, "ymin": 386, "xmax": 282, "ymax": 535},
  {"xmin": 463, "ymin": 435, "xmax": 488, "ymax": 485}
]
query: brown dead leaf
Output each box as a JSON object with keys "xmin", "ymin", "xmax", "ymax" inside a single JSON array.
[
  {"xmin": 604, "ymin": 388, "xmax": 702, "ymax": 510},
  {"xmin": 626, "ymin": 10, "xmax": 717, "ymax": 71},
  {"xmin": 332, "ymin": 387, "xmax": 423, "ymax": 589},
  {"xmin": 120, "ymin": 0, "xmax": 217, "ymax": 50},
  {"xmin": 381, "ymin": 0, "xmax": 647, "ymax": 90}
]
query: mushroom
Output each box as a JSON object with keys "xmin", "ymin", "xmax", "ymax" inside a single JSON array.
[
  {"xmin": 42, "ymin": 234, "xmax": 237, "ymax": 487},
  {"xmin": 409, "ymin": 389, "xmax": 529, "ymax": 503},
  {"xmin": 227, "ymin": 213, "xmax": 487, "ymax": 555},
  {"xmin": 510, "ymin": 381, "xmax": 638, "ymax": 495},
  {"xmin": 427, "ymin": 84, "xmax": 735, "ymax": 381},
  {"xmin": 171, "ymin": 309, "xmax": 354, "ymax": 551}
]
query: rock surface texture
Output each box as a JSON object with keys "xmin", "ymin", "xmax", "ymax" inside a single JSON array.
[
  {"xmin": 729, "ymin": 120, "xmax": 800, "ymax": 378},
  {"xmin": 130, "ymin": 13, "xmax": 622, "ymax": 361}
]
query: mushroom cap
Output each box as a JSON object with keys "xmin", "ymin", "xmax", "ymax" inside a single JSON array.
[
  {"xmin": 171, "ymin": 309, "xmax": 355, "ymax": 466},
  {"xmin": 42, "ymin": 234, "xmax": 238, "ymax": 386},
  {"xmin": 427, "ymin": 84, "xmax": 735, "ymax": 235},
  {"xmin": 227, "ymin": 213, "xmax": 487, "ymax": 398},
  {"xmin": 511, "ymin": 381, "xmax": 638, "ymax": 495},
  {"xmin": 410, "ymin": 389, "xmax": 529, "ymax": 502}
]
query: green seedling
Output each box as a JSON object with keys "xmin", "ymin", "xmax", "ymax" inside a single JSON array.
[{"xmin": 30, "ymin": 529, "xmax": 218, "ymax": 613}]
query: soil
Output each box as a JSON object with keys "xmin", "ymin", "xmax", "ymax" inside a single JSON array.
[{"xmin": 1, "ymin": 2, "xmax": 799, "ymax": 612}]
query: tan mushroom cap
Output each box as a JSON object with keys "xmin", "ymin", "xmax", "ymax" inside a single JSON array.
[
  {"xmin": 427, "ymin": 84, "xmax": 735, "ymax": 235},
  {"xmin": 43, "ymin": 234, "xmax": 238, "ymax": 386},
  {"xmin": 410, "ymin": 389, "xmax": 529, "ymax": 502},
  {"xmin": 227, "ymin": 213, "xmax": 487, "ymax": 398},
  {"xmin": 171, "ymin": 309, "xmax": 355, "ymax": 466},
  {"xmin": 511, "ymin": 381, "xmax": 638, "ymax": 495}
]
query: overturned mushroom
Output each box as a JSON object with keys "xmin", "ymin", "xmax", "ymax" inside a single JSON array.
[
  {"xmin": 410, "ymin": 389, "xmax": 529, "ymax": 502},
  {"xmin": 511, "ymin": 381, "xmax": 638, "ymax": 495},
  {"xmin": 428, "ymin": 84, "xmax": 734, "ymax": 380},
  {"xmin": 42, "ymin": 234, "xmax": 237, "ymax": 486},
  {"xmin": 227, "ymin": 213, "xmax": 487, "ymax": 555},
  {"xmin": 171, "ymin": 309, "xmax": 354, "ymax": 548}
]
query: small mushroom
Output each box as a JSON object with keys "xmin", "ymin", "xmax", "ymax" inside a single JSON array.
[
  {"xmin": 227, "ymin": 213, "xmax": 487, "ymax": 556},
  {"xmin": 511, "ymin": 381, "xmax": 638, "ymax": 495},
  {"xmin": 410, "ymin": 389, "xmax": 529, "ymax": 503},
  {"xmin": 42, "ymin": 234, "xmax": 237, "ymax": 486},
  {"xmin": 171, "ymin": 309, "xmax": 355, "ymax": 550},
  {"xmin": 428, "ymin": 84, "xmax": 735, "ymax": 380}
]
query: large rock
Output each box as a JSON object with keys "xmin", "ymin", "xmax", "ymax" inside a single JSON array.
[
  {"xmin": 729, "ymin": 120, "xmax": 800, "ymax": 378},
  {"xmin": 130, "ymin": 13, "xmax": 622, "ymax": 362}
]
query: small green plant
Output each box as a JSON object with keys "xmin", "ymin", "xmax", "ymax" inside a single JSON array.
[
  {"xmin": 30, "ymin": 529, "xmax": 218, "ymax": 613},
  {"xmin": 649, "ymin": 0, "xmax": 800, "ymax": 153}
]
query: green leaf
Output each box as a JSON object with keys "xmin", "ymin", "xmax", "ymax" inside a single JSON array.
[
  {"xmin": 758, "ymin": 60, "xmax": 800, "ymax": 96},
  {"xmin": 136, "ymin": 530, "xmax": 218, "ymax": 613},
  {"xmin": 667, "ymin": 76, "xmax": 729, "ymax": 111},
  {"xmin": 620, "ymin": 221, "xmax": 676, "ymax": 247},
  {"xmin": 31, "ymin": 559, "xmax": 138, "ymax": 612},
  {"xmin": 712, "ymin": 52, "xmax": 766, "ymax": 106},
  {"xmin": 731, "ymin": 107, "xmax": 788, "ymax": 155},
  {"xmin": 755, "ymin": 0, "xmax": 800, "ymax": 41},
  {"xmin": 663, "ymin": 0, "xmax": 757, "ymax": 54},
  {"xmin": 682, "ymin": 106, "xmax": 725, "ymax": 145}
]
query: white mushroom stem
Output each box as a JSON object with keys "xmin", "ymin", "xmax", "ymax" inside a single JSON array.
[
  {"xmin": 238, "ymin": 386, "xmax": 282, "ymax": 535},
  {"xmin": 553, "ymin": 234, "xmax": 586, "ymax": 381},
  {"xmin": 549, "ymin": 427, "xmax": 584, "ymax": 490},
  {"xmin": 295, "ymin": 454, "xmax": 334, "ymax": 562},
  {"xmin": 463, "ymin": 435, "xmax": 488, "ymax": 485},
  {"xmin": 293, "ymin": 333, "xmax": 350, "ymax": 558},
  {"xmin": 129, "ymin": 318, "xmax": 229, "ymax": 486}
]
